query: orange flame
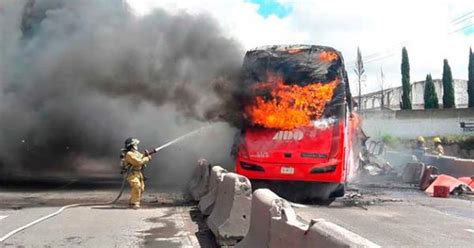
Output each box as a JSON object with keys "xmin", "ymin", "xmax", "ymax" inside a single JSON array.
[
  {"xmin": 319, "ymin": 51, "xmax": 338, "ymax": 62},
  {"xmin": 245, "ymin": 75, "xmax": 339, "ymax": 130}
]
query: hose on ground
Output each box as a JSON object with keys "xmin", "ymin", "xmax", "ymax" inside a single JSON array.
[{"xmin": 0, "ymin": 172, "xmax": 129, "ymax": 243}]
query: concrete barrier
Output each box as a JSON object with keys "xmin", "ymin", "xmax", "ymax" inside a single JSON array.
[
  {"xmin": 383, "ymin": 151, "xmax": 474, "ymax": 178},
  {"xmin": 236, "ymin": 189, "xmax": 288, "ymax": 248},
  {"xmin": 237, "ymin": 189, "xmax": 379, "ymax": 248},
  {"xmin": 198, "ymin": 165, "xmax": 228, "ymax": 215},
  {"xmin": 207, "ymin": 172, "xmax": 252, "ymax": 246},
  {"xmin": 453, "ymin": 158, "xmax": 474, "ymax": 176},
  {"xmin": 298, "ymin": 219, "xmax": 380, "ymax": 248},
  {"xmin": 422, "ymin": 154, "xmax": 455, "ymax": 169},
  {"xmin": 422, "ymin": 154, "xmax": 474, "ymax": 177},
  {"xmin": 187, "ymin": 159, "xmax": 211, "ymax": 201}
]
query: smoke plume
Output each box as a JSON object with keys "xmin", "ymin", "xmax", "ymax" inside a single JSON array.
[{"xmin": 0, "ymin": 0, "xmax": 243, "ymax": 183}]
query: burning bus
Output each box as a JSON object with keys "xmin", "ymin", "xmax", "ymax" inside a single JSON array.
[{"xmin": 234, "ymin": 45, "xmax": 356, "ymax": 203}]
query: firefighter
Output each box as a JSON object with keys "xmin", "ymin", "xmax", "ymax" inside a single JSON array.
[
  {"xmin": 432, "ymin": 137, "xmax": 444, "ymax": 155},
  {"xmin": 121, "ymin": 138, "xmax": 152, "ymax": 209},
  {"xmin": 416, "ymin": 136, "xmax": 426, "ymax": 150},
  {"xmin": 413, "ymin": 136, "xmax": 427, "ymax": 159}
]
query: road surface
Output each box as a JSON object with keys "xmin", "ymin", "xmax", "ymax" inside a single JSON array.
[
  {"xmin": 1, "ymin": 181, "xmax": 473, "ymax": 247},
  {"xmin": 0, "ymin": 183, "xmax": 216, "ymax": 248},
  {"xmin": 294, "ymin": 183, "xmax": 474, "ymax": 247}
]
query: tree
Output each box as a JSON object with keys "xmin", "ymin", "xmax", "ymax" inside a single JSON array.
[
  {"xmin": 380, "ymin": 67, "xmax": 385, "ymax": 109},
  {"xmin": 468, "ymin": 47, "xmax": 474, "ymax": 108},
  {"xmin": 400, "ymin": 47, "xmax": 412, "ymax": 109},
  {"xmin": 424, "ymin": 74, "xmax": 439, "ymax": 109},
  {"xmin": 354, "ymin": 47, "xmax": 365, "ymax": 111},
  {"xmin": 442, "ymin": 59, "xmax": 455, "ymax": 108}
]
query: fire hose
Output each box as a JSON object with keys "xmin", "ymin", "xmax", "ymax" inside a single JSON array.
[{"xmin": 0, "ymin": 126, "xmax": 210, "ymax": 243}]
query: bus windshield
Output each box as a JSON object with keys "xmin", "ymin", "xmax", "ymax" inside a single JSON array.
[{"xmin": 240, "ymin": 45, "xmax": 350, "ymax": 130}]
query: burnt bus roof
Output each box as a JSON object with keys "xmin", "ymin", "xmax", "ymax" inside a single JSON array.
[
  {"xmin": 241, "ymin": 44, "xmax": 352, "ymax": 112},
  {"xmin": 242, "ymin": 45, "xmax": 347, "ymax": 86}
]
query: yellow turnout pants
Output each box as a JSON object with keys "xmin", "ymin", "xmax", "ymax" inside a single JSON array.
[{"xmin": 127, "ymin": 171, "xmax": 145, "ymax": 205}]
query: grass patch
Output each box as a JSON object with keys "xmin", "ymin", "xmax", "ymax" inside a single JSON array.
[{"xmin": 380, "ymin": 134, "xmax": 400, "ymax": 147}]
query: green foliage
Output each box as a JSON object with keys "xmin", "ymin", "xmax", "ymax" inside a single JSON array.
[
  {"xmin": 355, "ymin": 47, "xmax": 365, "ymax": 75},
  {"xmin": 381, "ymin": 134, "xmax": 400, "ymax": 146},
  {"xmin": 459, "ymin": 137, "xmax": 474, "ymax": 151},
  {"xmin": 442, "ymin": 59, "xmax": 455, "ymax": 108},
  {"xmin": 423, "ymin": 74, "xmax": 439, "ymax": 109},
  {"xmin": 354, "ymin": 47, "xmax": 365, "ymax": 110},
  {"xmin": 400, "ymin": 47, "xmax": 412, "ymax": 109},
  {"xmin": 443, "ymin": 135, "xmax": 474, "ymax": 150},
  {"xmin": 468, "ymin": 47, "xmax": 474, "ymax": 108}
]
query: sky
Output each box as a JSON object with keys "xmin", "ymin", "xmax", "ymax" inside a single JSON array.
[{"xmin": 126, "ymin": 0, "xmax": 473, "ymax": 94}]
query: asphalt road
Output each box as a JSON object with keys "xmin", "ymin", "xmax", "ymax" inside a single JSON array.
[
  {"xmin": 0, "ymin": 184, "xmax": 216, "ymax": 248},
  {"xmin": 1, "ymin": 181, "xmax": 473, "ymax": 247},
  {"xmin": 294, "ymin": 184, "xmax": 474, "ymax": 247}
]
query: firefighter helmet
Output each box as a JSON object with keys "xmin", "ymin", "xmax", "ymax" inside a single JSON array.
[
  {"xmin": 125, "ymin": 137, "xmax": 140, "ymax": 148},
  {"xmin": 417, "ymin": 136, "xmax": 425, "ymax": 143},
  {"xmin": 433, "ymin": 137, "xmax": 442, "ymax": 143}
]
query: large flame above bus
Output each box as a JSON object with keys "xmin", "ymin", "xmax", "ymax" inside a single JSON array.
[{"xmin": 245, "ymin": 74, "xmax": 339, "ymax": 129}]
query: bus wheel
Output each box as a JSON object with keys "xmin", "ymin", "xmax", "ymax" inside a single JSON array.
[{"xmin": 330, "ymin": 183, "xmax": 346, "ymax": 198}]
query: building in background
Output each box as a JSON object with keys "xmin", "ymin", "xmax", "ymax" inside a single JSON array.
[{"xmin": 359, "ymin": 79, "xmax": 468, "ymax": 110}]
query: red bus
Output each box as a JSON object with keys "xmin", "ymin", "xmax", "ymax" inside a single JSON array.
[{"xmin": 234, "ymin": 45, "xmax": 356, "ymax": 204}]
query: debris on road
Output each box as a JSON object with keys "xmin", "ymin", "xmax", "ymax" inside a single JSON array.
[
  {"xmin": 340, "ymin": 192, "xmax": 403, "ymax": 210},
  {"xmin": 358, "ymin": 138, "xmax": 396, "ymax": 178},
  {"xmin": 354, "ymin": 136, "xmax": 474, "ymax": 200},
  {"xmin": 433, "ymin": 185, "xmax": 450, "ymax": 198},
  {"xmin": 424, "ymin": 174, "xmax": 472, "ymax": 196},
  {"xmin": 457, "ymin": 176, "xmax": 474, "ymax": 188},
  {"xmin": 419, "ymin": 165, "xmax": 439, "ymax": 190}
]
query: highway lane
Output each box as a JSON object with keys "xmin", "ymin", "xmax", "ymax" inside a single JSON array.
[
  {"xmin": 1, "ymin": 206, "xmax": 200, "ymax": 247},
  {"xmin": 2, "ymin": 181, "xmax": 473, "ymax": 247},
  {"xmin": 0, "ymin": 187, "xmax": 213, "ymax": 247},
  {"xmin": 294, "ymin": 185, "xmax": 474, "ymax": 247}
]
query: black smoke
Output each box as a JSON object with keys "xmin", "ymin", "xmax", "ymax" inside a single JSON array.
[{"xmin": 0, "ymin": 0, "xmax": 243, "ymax": 181}]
